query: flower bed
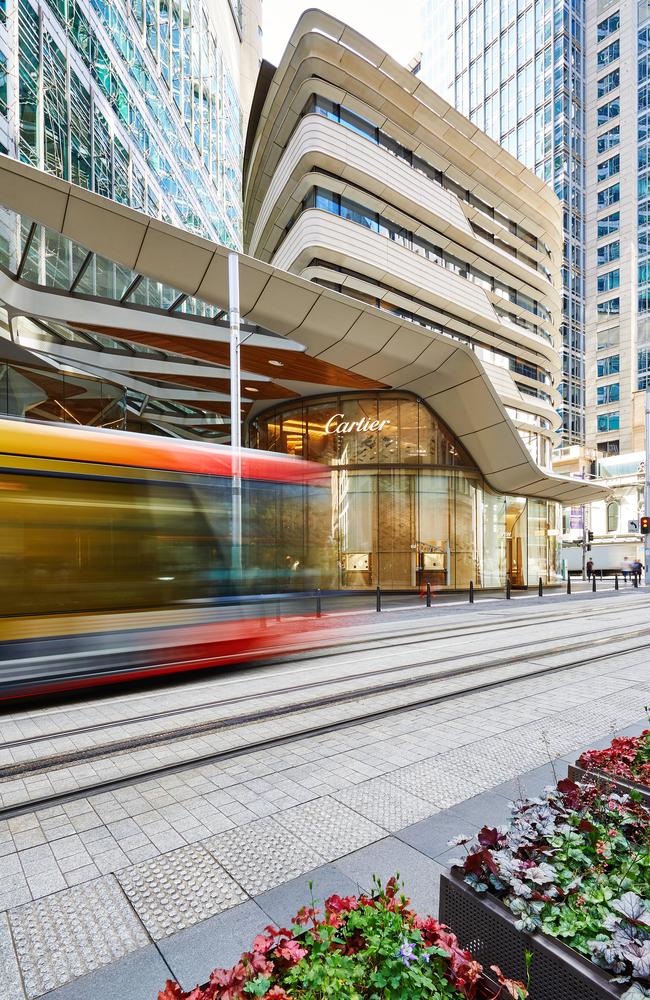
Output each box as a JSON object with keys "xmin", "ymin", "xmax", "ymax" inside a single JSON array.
[
  {"xmin": 572, "ymin": 731, "xmax": 650, "ymax": 805},
  {"xmin": 158, "ymin": 877, "xmax": 528, "ymax": 999},
  {"xmin": 442, "ymin": 778, "xmax": 650, "ymax": 1000}
]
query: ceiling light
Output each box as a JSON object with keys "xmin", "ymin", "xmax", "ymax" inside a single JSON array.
[
  {"xmin": 268, "ymin": 359, "xmax": 284, "ymax": 367},
  {"xmin": 244, "ymin": 386, "xmax": 259, "ymax": 392}
]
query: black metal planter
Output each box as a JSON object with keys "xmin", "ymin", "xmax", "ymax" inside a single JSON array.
[
  {"xmin": 439, "ymin": 869, "xmax": 625, "ymax": 1000},
  {"xmin": 568, "ymin": 763, "xmax": 650, "ymax": 806}
]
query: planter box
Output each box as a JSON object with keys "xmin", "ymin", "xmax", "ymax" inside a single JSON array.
[
  {"xmin": 439, "ymin": 869, "xmax": 624, "ymax": 1000},
  {"xmin": 568, "ymin": 763, "xmax": 650, "ymax": 806}
]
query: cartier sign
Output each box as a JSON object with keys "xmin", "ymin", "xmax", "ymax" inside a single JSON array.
[{"xmin": 324, "ymin": 413, "xmax": 391, "ymax": 435}]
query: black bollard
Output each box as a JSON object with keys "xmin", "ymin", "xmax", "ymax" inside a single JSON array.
[
  {"xmin": 634, "ymin": 573, "xmax": 639, "ymax": 588},
  {"xmin": 316, "ymin": 587, "xmax": 322, "ymax": 618},
  {"xmin": 469, "ymin": 580, "xmax": 474, "ymax": 604},
  {"xmin": 567, "ymin": 574, "xmax": 572, "ymax": 595},
  {"xmin": 506, "ymin": 578, "xmax": 511, "ymax": 600},
  {"xmin": 615, "ymin": 573, "xmax": 619, "ymax": 590},
  {"xmin": 376, "ymin": 585, "xmax": 381, "ymax": 612},
  {"xmin": 592, "ymin": 573, "xmax": 597, "ymax": 592},
  {"xmin": 538, "ymin": 577, "xmax": 543, "ymax": 598},
  {"xmin": 426, "ymin": 581, "xmax": 431, "ymax": 608}
]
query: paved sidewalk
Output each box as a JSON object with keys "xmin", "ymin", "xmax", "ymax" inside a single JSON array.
[{"xmin": 0, "ymin": 635, "xmax": 647, "ymax": 999}]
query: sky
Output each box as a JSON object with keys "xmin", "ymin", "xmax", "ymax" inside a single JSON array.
[{"xmin": 262, "ymin": 0, "xmax": 422, "ymax": 69}]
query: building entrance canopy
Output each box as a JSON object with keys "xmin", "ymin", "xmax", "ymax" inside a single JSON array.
[{"xmin": 0, "ymin": 153, "xmax": 604, "ymax": 503}]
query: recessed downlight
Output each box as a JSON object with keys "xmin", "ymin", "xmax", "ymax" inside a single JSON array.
[
  {"xmin": 268, "ymin": 359, "xmax": 284, "ymax": 367},
  {"xmin": 244, "ymin": 386, "xmax": 259, "ymax": 392}
]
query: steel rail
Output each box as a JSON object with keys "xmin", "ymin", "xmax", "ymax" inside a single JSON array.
[{"xmin": 0, "ymin": 626, "xmax": 646, "ymax": 820}]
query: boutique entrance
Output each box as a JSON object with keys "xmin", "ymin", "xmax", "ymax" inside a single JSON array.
[{"xmin": 249, "ymin": 392, "xmax": 561, "ymax": 591}]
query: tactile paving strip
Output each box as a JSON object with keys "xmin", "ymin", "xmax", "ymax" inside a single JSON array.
[
  {"xmin": 385, "ymin": 760, "xmax": 484, "ymax": 809},
  {"xmin": 9, "ymin": 875, "xmax": 148, "ymax": 998},
  {"xmin": 205, "ymin": 817, "xmax": 325, "ymax": 895},
  {"xmin": 274, "ymin": 796, "xmax": 385, "ymax": 859},
  {"xmin": 333, "ymin": 777, "xmax": 441, "ymax": 832},
  {"xmin": 117, "ymin": 843, "xmax": 247, "ymax": 939}
]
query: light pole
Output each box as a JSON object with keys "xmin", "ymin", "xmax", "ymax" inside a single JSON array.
[
  {"xmin": 643, "ymin": 385, "xmax": 650, "ymax": 587},
  {"xmin": 229, "ymin": 252, "xmax": 242, "ymax": 579}
]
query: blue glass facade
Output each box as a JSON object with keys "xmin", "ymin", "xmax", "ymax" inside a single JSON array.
[
  {"xmin": 0, "ymin": 0, "xmax": 243, "ymax": 247},
  {"xmin": 638, "ymin": 20, "xmax": 650, "ymax": 348},
  {"xmin": 420, "ymin": 0, "xmax": 586, "ymax": 448}
]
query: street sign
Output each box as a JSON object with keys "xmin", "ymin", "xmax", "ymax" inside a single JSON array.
[{"xmin": 629, "ymin": 519, "xmax": 639, "ymax": 533}]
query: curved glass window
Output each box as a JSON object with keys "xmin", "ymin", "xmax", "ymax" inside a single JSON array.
[
  {"xmin": 250, "ymin": 392, "xmax": 561, "ymax": 591},
  {"xmin": 607, "ymin": 501, "xmax": 619, "ymax": 533}
]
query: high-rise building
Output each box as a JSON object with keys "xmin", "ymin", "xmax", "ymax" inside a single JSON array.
[
  {"xmin": 420, "ymin": 0, "xmax": 586, "ymax": 450},
  {"xmin": 585, "ymin": 0, "xmax": 647, "ymax": 460},
  {"xmin": 0, "ymin": 0, "xmax": 262, "ymax": 249}
]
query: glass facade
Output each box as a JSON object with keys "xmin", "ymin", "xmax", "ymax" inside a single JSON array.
[
  {"xmin": 250, "ymin": 392, "xmax": 561, "ymax": 591},
  {"xmin": 0, "ymin": 0, "xmax": 243, "ymax": 247},
  {"xmin": 420, "ymin": 0, "xmax": 586, "ymax": 448}
]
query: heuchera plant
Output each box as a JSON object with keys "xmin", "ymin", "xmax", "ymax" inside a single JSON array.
[
  {"xmin": 158, "ymin": 876, "xmax": 528, "ymax": 1000},
  {"xmin": 449, "ymin": 779, "xmax": 650, "ymax": 999},
  {"xmin": 578, "ymin": 730, "xmax": 650, "ymax": 788}
]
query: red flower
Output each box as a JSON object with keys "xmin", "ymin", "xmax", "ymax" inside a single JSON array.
[
  {"xmin": 158, "ymin": 983, "xmax": 184, "ymax": 1000},
  {"xmin": 292, "ymin": 905, "xmax": 320, "ymax": 925},
  {"xmin": 251, "ymin": 934, "xmax": 275, "ymax": 955},
  {"xmin": 325, "ymin": 894, "xmax": 359, "ymax": 914},
  {"xmin": 275, "ymin": 938, "xmax": 308, "ymax": 965},
  {"xmin": 264, "ymin": 988, "xmax": 289, "ymax": 999},
  {"xmin": 209, "ymin": 962, "xmax": 248, "ymax": 1000}
]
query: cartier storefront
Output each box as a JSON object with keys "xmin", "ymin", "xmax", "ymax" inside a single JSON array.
[{"xmin": 248, "ymin": 392, "xmax": 561, "ymax": 591}]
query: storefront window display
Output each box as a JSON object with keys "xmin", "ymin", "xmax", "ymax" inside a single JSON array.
[{"xmin": 249, "ymin": 392, "xmax": 561, "ymax": 591}]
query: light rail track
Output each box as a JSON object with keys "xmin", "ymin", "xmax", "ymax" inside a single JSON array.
[
  {"xmin": 1, "ymin": 600, "xmax": 642, "ymax": 764},
  {"xmin": 0, "ymin": 617, "xmax": 646, "ymax": 820}
]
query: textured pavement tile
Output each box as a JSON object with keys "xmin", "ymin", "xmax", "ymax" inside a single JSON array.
[
  {"xmin": 158, "ymin": 900, "xmax": 270, "ymax": 992},
  {"xmin": 274, "ymin": 796, "xmax": 385, "ymax": 859},
  {"xmin": 9, "ymin": 875, "xmax": 148, "ymax": 998},
  {"xmin": 385, "ymin": 761, "xmax": 483, "ymax": 809},
  {"xmin": 396, "ymin": 808, "xmax": 480, "ymax": 861},
  {"xmin": 205, "ymin": 817, "xmax": 326, "ymax": 895},
  {"xmin": 40, "ymin": 944, "xmax": 172, "ymax": 1000},
  {"xmin": 0, "ymin": 911, "xmax": 26, "ymax": 999},
  {"xmin": 334, "ymin": 777, "xmax": 441, "ymax": 832},
  {"xmin": 117, "ymin": 843, "xmax": 247, "ymax": 940}
]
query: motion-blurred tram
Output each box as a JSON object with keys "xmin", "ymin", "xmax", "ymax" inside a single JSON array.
[{"xmin": 0, "ymin": 418, "xmax": 335, "ymax": 699}]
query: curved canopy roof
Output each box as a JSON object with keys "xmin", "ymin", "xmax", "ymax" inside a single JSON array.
[{"xmin": 0, "ymin": 153, "xmax": 605, "ymax": 502}]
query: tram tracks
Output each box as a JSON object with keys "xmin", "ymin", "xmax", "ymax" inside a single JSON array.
[
  {"xmin": 0, "ymin": 602, "xmax": 641, "ymax": 765},
  {"xmin": 0, "ymin": 609, "xmax": 647, "ymax": 819}
]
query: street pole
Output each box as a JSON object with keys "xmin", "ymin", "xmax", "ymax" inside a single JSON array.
[
  {"xmin": 643, "ymin": 387, "xmax": 650, "ymax": 587},
  {"xmin": 581, "ymin": 504, "xmax": 587, "ymax": 581},
  {"xmin": 229, "ymin": 252, "xmax": 242, "ymax": 580}
]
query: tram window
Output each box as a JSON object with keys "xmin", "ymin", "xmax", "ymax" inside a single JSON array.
[{"xmin": 0, "ymin": 471, "xmax": 224, "ymax": 615}]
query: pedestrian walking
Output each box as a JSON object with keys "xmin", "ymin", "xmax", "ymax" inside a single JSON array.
[
  {"xmin": 633, "ymin": 559, "xmax": 643, "ymax": 584},
  {"xmin": 621, "ymin": 556, "xmax": 632, "ymax": 583},
  {"xmin": 586, "ymin": 558, "xmax": 594, "ymax": 580}
]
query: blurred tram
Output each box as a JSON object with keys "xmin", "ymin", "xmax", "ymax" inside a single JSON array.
[{"xmin": 0, "ymin": 418, "xmax": 335, "ymax": 699}]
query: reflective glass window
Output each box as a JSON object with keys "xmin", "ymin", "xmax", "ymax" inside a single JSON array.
[
  {"xmin": 597, "ymin": 269, "xmax": 620, "ymax": 293},
  {"xmin": 597, "ymin": 11, "xmax": 620, "ymax": 42},
  {"xmin": 597, "ymin": 183, "xmax": 620, "ymax": 209},
  {"xmin": 597, "ymin": 68, "xmax": 619, "ymax": 98},
  {"xmin": 597, "ymin": 297, "xmax": 620, "ymax": 315},
  {"xmin": 597, "ymin": 39, "xmax": 620, "ymax": 67},
  {"xmin": 597, "ymin": 126, "xmax": 620, "ymax": 154},
  {"xmin": 597, "ymin": 383, "xmax": 620, "ymax": 404},
  {"xmin": 598, "ymin": 212, "xmax": 620, "ymax": 238},
  {"xmin": 597, "ymin": 355, "xmax": 620, "ymax": 377},
  {"xmin": 597, "ymin": 154, "xmax": 619, "ymax": 181},
  {"xmin": 597, "ymin": 98, "xmax": 620, "ymax": 125},
  {"xmin": 597, "ymin": 411, "xmax": 619, "ymax": 431}
]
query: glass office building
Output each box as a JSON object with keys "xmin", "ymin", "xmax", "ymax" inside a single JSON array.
[
  {"xmin": 0, "ymin": 0, "xmax": 248, "ymax": 248},
  {"xmin": 420, "ymin": 0, "xmax": 586, "ymax": 448}
]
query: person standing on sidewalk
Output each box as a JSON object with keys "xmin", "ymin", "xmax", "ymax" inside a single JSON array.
[
  {"xmin": 586, "ymin": 558, "xmax": 594, "ymax": 580},
  {"xmin": 621, "ymin": 556, "xmax": 632, "ymax": 582}
]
